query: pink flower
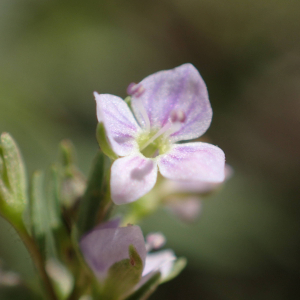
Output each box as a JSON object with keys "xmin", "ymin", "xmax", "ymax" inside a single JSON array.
[
  {"xmin": 79, "ymin": 220, "xmax": 177, "ymax": 287},
  {"xmin": 94, "ymin": 63, "xmax": 225, "ymax": 204}
]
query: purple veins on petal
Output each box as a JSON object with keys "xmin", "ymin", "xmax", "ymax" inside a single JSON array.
[{"xmin": 131, "ymin": 63, "xmax": 212, "ymax": 141}]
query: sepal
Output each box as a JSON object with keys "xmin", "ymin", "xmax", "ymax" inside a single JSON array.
[
  {"xmin": 96, "ymin": 123, "xmax": 118, "ymax": 160},
  {"xmin": 125, "ymin": 272, "xmax": 161, "ymax": 300},
  {"xmin": 99, "ymin": 245, "xmax": 144, "ymax": 300}
]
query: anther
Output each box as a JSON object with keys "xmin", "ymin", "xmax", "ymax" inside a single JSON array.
[
  {"xmin": 127, "ymin": 83, "xmax": 145, "ymax": 97},
  {"xmin": 170, "ymin": 110, "xmax": 186, "ymax": 123}
]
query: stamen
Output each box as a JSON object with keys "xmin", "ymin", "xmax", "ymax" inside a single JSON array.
[
  {"xmin": 127, "ymin": 82, "xmax": 145, "ymax": 97},
  {"xmin": 140, "ymin": 122, "xmax": 172, "ymax": 151},
  {"xmin": 140, "ymin": 110, "xmax": 186, "ymax": 151},
  {"xmin": 127, "ymin": 83, "xmax": 150, "ymax": 132}
]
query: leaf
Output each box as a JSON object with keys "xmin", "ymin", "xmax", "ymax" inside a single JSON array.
[
  {"xmin": 30, "ymin": 171, "xmax": 57, "ymax": 258},
  {"xmin": 58, "ymin": 140, "xmax": 86, "ymax": 208},
  {"xmin": 0, "ymin": 133, "xmax": 28, "ymax": 224},
  {"xmin": 47, "ymin": 166, "xmax": 61, "ymax": 230},
  {"xmin": 77, "ymin": 150, "xmax": 111, "ymax": 237}
]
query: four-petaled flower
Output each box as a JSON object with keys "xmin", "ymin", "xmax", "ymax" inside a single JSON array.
[{"xmin": 94, "ymin": 63, "xmax": 225, "ymax": 204}]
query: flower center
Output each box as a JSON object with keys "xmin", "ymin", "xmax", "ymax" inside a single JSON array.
[{"xmin": 137, "ymin": 110, "xmax": 186, "ymax": 158}]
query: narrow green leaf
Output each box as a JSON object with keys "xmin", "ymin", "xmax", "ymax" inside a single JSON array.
[
  {"xmin": 31, "ymin": 171, "xmax": 48, "ymax": 238},
  {"xmin": 96, "ymin": 123, "xmax": 118, "ymax": 160},
  {"xmin": 47, "ymin": 166, "xmax": 61, "ymax": 230},
  {"xmin": 31, "ymin": 171, "xmax": 58, "ymax": 258},
  {"xmin": 100, "ymin": 245, "xmax": 144, "ymax": 300},
  {"xmin": 77, "ymin": 151, "xmax": 111, "ymax": 237},
  {"xmin": 0, "ymin": 133, "xmax": 28, "ymax": 214},
  {"xmin": 125, "ymin": 272, "xmax": 161, "ymax": 300}
]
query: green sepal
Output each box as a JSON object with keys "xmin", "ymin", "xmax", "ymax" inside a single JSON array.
[
  {"xmin": 96, "ymin": 123, "xmax": 118, "ymax": 160},
  {"xmin": 77, "ymin": 150, "xmax": 111, "ymax": 237},
  {"xmin": 125, "ymin": 272, "xmax": 161, "ymax": 300},
  {"xmin": 0, "ymin": 133, "xmax": 28, "ymax": 225},
  {"xmin": 99, "ymin": 245, "xmax": 144, "ymax": 300},
  {"xmin": 124, "ymin": 96, "xmax": 132, "ymax": 105}
]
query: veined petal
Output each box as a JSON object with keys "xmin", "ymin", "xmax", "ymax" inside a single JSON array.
[
  {"xmin": 79, "ymin": 225, "xmax": 147, "ymax": 281},
  {"xmin": 94, "ymin": 92, "xmax": 140, "ymax": 156},
  {"xmin": 131, "ymin": 64, "xmax": 212, "ymax": 142},
  {"xmin": 158, "ymin": 142, "xmax": 225, "ymax": 183},
  {"xmin": 110, "ymin": 155, "xmax": 158, "ymax": 205}
]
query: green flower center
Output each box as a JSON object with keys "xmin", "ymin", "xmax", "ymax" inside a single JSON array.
[{"xmin": 137, "ymin": 130, "xmax": 171, "ymax": 158}]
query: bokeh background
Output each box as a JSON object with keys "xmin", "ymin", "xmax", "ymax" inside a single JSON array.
[{"xmin": 1, "ymin": 0, "xmax": 300, "ymax": 299}]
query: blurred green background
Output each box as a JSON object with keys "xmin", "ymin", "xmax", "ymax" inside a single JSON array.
[{"xmin": 1, "ymin": 0, "xmax": 300, "ymax": 299}]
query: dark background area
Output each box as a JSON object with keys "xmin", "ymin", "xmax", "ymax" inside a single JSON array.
[{"xmin": 0, "ymin": 0, "xmax": 300, "ymax": 299}]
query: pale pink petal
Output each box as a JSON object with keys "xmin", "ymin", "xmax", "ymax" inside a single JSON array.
[
  {"xmin": 94, "ymin": 92, "xmax": 140, "ymax": 156},
  {"xmin": 79, "ymin": 225, "xmax": 146, "ymax": 281},
  {"xmin": 158, "ymin": 142, "xmax": 225, "ymax": 183},
  {"xmin": 161, "ymin": 164, "xmax": 233, "ymax": 195},
  {"xmin": 110, "ymin": 155, "xmax": 158, "ymax": 205},
  {"xmin": 142, "ymin": 250, "xmax": 176, "ymax": 278},
  {"xmin": 130, "ymin": 64, "xmax": 212, "ymax": 142}
]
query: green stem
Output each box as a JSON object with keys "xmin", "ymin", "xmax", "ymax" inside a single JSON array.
[{"xmin": 16, "ymin": 223, "xmax": 58, "ymax": 300}]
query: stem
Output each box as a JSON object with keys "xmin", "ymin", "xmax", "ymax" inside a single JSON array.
[{"xmin": 17, "ymin": 223, "xmax": 58, "ymax": 300}]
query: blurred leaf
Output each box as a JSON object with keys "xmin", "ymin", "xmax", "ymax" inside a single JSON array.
[
  {"xmin": 47, "ymin": 166, "xmax": 61, "ymax": 230},
  {"xmin": 30, "ymin": 171, "xmax": 57, "ymax": 258},
  {"xmin": 59, "ymin": 140, "xmax": 86, "ymax": 208},
  {"xmin": 0, "ymin": 133, "xmax": 28, "ymax": 226},
  {"xmin": 77, "ymin": 150, "xmax": 111, "ymax": 237}
]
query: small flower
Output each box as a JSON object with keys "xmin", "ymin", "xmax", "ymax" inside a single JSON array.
[
  {"xmin": 94, "ymin": 63, "xmax": 225, "ymax": 204},
  {"xmin": 79, "ymin": 220, "xmax": 178, "ymax": 293},
  {"xmin": 79, "ymin": 219, "xmax": 146, "ymax": 282}
]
